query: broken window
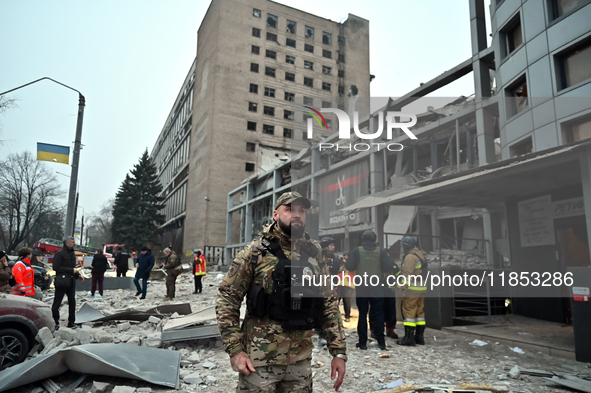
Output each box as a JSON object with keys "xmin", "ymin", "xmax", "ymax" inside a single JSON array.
[
  {"xmin": 338, "ymin": 69, "xmax": 344, "ymax": 78},
  {"xmin": 284, "ymin": 109, "xmax": 294, "ymax": 119},
  {"xmin": 322, "ymin": 49, "xmax": 332, "ymax": 59},
  {"xmin": 338, "ymin": 54, "xmax": 345, "ymax": 63},
  {"xmin": 322, "ymin": 65, "xmax": 331, "ymax": 74},
  {"xmin": 284, "ymin": 91, "xmax": 295, "ymax": 101},
  {"xmin": 304, "ymin": 60, "xmax": 313, "ymax": 70},
  {"xmin": 252, "ymin": 27, "xmax": 261, "ymax": 38},
  {"xmin": 247, "ymin": 121, "xmax": 257, "ymax": 131},
  {"xmin": 263, "ymin": 106, "xmax": 275, "ymax": 116},
  {"xmin": 322, "ymin": 81, "xmax": 331, "ymax": 91},
  {"xmin": 266, "ymin": 50, "xmax": 277, "ymax": 59},
  {"xmin": 304, "ymin": 77, "xmax": 313, "ymax": 87},
  {"xmin": 285, "ymin": 72, "xmax": 295, "ymax": 82},
  {"xmin": 509, "ymin": 136, "xmax": 533, "ymax": 157},
  {"xmin": 251, "ymin": 45, "xmax": 260, "ymax": 55},
  {"xmin": 246, "ymin": 142, "xmax": 256, "ymax": 152},
  {"xmin": 250, "ymin": 63, "xmax": 259, "ymax": 73},
  {"xmin": 264, "ymin": 87, "xmax": 275, "ymax": 97},
  {"xmin": 506, "ymin": 76, "xmax": 528, "ymax": 116},
  {"xmin": 253, "ymin": 8, "xmax": 261, "ymax": 18},
  {"xmin": 248, "ymin": 102, "xmax": 258, "ymax": 112},
  {"xmin": 557, "ymin": 39, "xmax": 591, "ymax": 90},
  {"xmin": 245, "ymin": 162, "xmax": 255, "ymax": 171},
  {"xmin": 323, "ymin": 31, "xmax": 332, "ymax": 45},
  {"xmin": 502, "ymin": 14, "xmax": 522, "ymax": 58},
  {"xmin": 303, "ymin": 96, "xmax": 313, "ymax": 106},
  {"xmin": 249, "ymin": 83, "xmax": 258, "ymax": 94},
  {"xmin": 338, "ymin": 85, "xmax": 345, "ymax": 94},
  {"xmin": 263, "ymin": 124, "xmax": 275, "ymax": 135},
  {"xmin": 266, "ymin": 32, "xmax": 277, "ymax": 42},
  {"xmin": 303, "ymin": 113, "xmax": 312, "ymax": 122},
  {"xmin": 338, "ymin": 35, "xmax": 345, "ymax": 44},
  {"xmin": 283, "ymin": 128, "xmax": 293, "ymax": 138},
  {"xmin": 326, "ymin": 119, "xmax": 331, "ymax": 128},
  {"xmin": 286, "ymin": 38, "xmax": 296, "ymax": 48},
  {"xmin": 550, "ymin": 0, "xmax": 590, "ymax": 20},
  {"xmin": 322, "ymin": 100, "xmax": 331, "ymax": 108},
  {"xmin": 561, "ymin": 114, "xmax": 591, "ymax": 144},
  {"xmin": 286, "ymin": 20, "xmax": 296, "ymax": 34},
  {"xmin": 304, "ymin": 44, "xmax": 314, "ymax": 53},
  {"xmin": 267, "ymin": 14, "xmax": 278, "ymax": 29},
  {"xmin": 265, "ymin": 67, "xmax": 276, "ymax": 77},
  {"xmin": 285, "ymin": 55, "xmax": 295, "ymax": 64},
  {"xmin": 305, "ymin": 26, "xmax": 314, "ymax": 40}
]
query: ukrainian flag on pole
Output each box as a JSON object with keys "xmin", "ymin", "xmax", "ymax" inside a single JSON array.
[{"xmin": 37, "ymin": 143, "xmax": 70, "ymax": 165}]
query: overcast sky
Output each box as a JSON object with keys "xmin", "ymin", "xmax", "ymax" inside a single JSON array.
[{"xmin": 0, "ymin": 0, "xmax": 489, "ymax": 223}]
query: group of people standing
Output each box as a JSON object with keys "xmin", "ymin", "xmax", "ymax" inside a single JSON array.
[
  {"xmin": 0, "ymin": 248, "xmax": 42, "ymax": 298},
  {"xmin": 319, "ymin": 231, "xmax": 428, "ymax": 349}
]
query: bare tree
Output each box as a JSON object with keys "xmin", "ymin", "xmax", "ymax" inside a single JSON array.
[
  {"xmin": 0, "ymin": 151, "xmax": 64, "ymax": 251},
  {"xmin": 85, "ymin": 198, "xmax": 115, "ymax": 248},
  {"xmin": 0, "ymin": 95, "xmax": 17, "ymax": 145}
]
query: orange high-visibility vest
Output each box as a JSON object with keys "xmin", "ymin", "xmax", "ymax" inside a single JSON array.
[
  {"xmin": 11, "ymin": 259, "xmax": 36, "ymax": 296},
  {"xmin": 194, "ymin": 255, "xmax": 206, "ymax": 276}
]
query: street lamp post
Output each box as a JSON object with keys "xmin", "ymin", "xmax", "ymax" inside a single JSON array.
[{"xmin": 0, "ymin": 77, "xmax": 85, "ymax": 239}]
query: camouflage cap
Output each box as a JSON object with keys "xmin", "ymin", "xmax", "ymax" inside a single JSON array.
[{"xmin": 275, "ymin": 191, "xmax": 312, "ymax": 210}]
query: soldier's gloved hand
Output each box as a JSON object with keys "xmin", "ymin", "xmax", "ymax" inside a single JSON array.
[
  {"xmin": 230, "ymin": 351, "xmax": 256, "ymax": 375},
  {"xmin": 331, "ymin": 356, "xmax": 346, "ymax": 391}
]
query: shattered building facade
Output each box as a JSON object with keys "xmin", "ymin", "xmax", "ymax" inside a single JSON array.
[
  {"xmin": 227, "ymin": 0, "xmax": 591, "ymax": 361},
  {"xmin": 150, "ymin": 0, "xmax": 371, "ymax": 260}
]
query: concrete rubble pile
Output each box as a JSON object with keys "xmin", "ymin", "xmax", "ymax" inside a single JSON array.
[
  {"xmin": 424, "ymin": 249, "xmax": 488, "ymax": 270},
  {"xmin": 5, "ymin": 271, "xmax": 591, "ymax": 393}
]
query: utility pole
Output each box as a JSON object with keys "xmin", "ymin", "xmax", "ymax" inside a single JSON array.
[{"xmin": 0, "ymin": 77, "xmax": 85, "ymax": 239}]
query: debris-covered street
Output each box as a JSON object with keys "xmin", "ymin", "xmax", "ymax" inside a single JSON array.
[{"xmin": 4, "ymin": 271, "xmax": 590, "ymax": 393}]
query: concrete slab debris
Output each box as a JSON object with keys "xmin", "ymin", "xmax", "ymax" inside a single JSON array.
[
  {"xmin": 35, "ymin": 327, "xmax": 54, "ymax": 347},
  {"xmin": 0, "ymin": 344, "xmax": 181, "ymax": 392},
  {"xmin": 112, "ymin": 386, "xmax": 136, "ymax": 393},
  {"xmin": 91, "ymin": 381, "xmax": 109, "ymax": 393},
  {"xmin": 545, "ymin": 376, "xmax": 591, "ymax": 393},
  {"xmin": 75, "ymin": 302, "xmax": 192, "ymax": 324},
  {"xmin": 161, "ymin": 324, "xmax": 220, "ymax": 343}
]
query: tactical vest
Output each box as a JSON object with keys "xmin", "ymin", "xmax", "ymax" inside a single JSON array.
[
  {"xmin": 357, "ymin": 247, "xmax": 382, "ymax": 280},
  {"xmin": 246, "ymin": 237, "xmax": 324, "ymax": 330}
]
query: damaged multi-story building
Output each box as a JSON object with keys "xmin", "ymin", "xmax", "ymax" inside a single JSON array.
[
  {"xmin": 150, "ymin": 0, "xmax": 370, "ymax": 260},
  {"xmin": 227, "ymin": 0, "xmax": 591, "ymax": 362}
]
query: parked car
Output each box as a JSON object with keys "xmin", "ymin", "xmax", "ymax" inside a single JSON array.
[
  {"xmin": 0, "ymin": 294, "xmax": 55, "ymax": 370},
  {"xmin": 7, "ymin": 259, "xmax": 53, "ymax": 291}
]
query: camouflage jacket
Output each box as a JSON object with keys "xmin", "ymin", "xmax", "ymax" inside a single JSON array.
[{"xmin": 215, "ymin": 223, "xmax": 346, "ymax": 366}]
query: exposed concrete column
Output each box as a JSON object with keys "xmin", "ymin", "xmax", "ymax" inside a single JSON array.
[
  {"xmin": 579, "ymin": 145, "xmax": 591, "ymax": 251},
  {"xmin": 369, "ymin": 123, "xmax": 386, "ymax": 242},
  {"xmin": 476, "ymin": 107, "xmax": 497, "ymax": 165},
  {"xmin": 431, "ymin": 208, "xmax": 440, "ymax": 251},
  {"xmin": 482, "ymin": 210, "xmax": 495, "ymax": 267},
  {"xmin": 225, "ymin": 192, "xmax": 234, "ymax": 265},
  {"xmin": 469, "ymin": 0, "xmax": 488, "ymax": 55},
  {"xmin": 244, "ymin": 183, "xmax": 254, "ymax": 243}
]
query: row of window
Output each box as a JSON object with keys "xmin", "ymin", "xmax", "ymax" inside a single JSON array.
[
  {"xmin": 158, "ymin": 135, "xmax": 191, "ymax": 189},
  {"xmin": 252, "ymin": 8, "xmax": 345, "ymax": 46},
  {"xmin": 249, "ymin": 65, "xmax": 343, "ymax": 93},
  {"xmin": 248, "ymin": 83, "xmax": 346, "ymax": 109},
  {"xmin": 252, "ymin": 27, "xmax": 345, "ymax": 62},
  {"xmin": 252, "ymin": 46, "xmax": 345, "ymax": 77},
  {"xmin": 162, "ymin": 182, "xmax": 187, "ymax": 222},
  {"xmin": 246, "ymin": 120, "xmax": 330, "ymax": 135},
  {"xmin": 153, "ymin": 88, "xmax": 193, "ymax": 172}
]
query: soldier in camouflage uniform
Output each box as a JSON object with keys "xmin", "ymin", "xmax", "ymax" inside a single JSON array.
[{"xmin": 216, "ymin": 191, "xmax": 347, "ymax": 392}]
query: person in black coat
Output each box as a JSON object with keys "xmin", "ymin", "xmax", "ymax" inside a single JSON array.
[
  {"xmin": 91, "ymin": 249, "xmax": 108, "ymax": 297},
  {"xmin": 114, "ymin": 247, "xmax": 129, "ymax": 277},
  {"xmin": 134, "ymin": 246, "xmax": 154, "ymax": 299},
  {"xmin": 51, "ymin": 237, "xmax": 84, "ymax": 328}
]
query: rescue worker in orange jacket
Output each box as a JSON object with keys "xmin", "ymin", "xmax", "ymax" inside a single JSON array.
[
  {"xmin": 397, "ymin": 236, "xmax": 427, "ymax": 346},
  {"xmin": 193, "ymin": 249, "xmax": 206, "ymax": 294},
  {"xmin": 11, "ymin": 247, "xmax": 36, "ymax": 297}
]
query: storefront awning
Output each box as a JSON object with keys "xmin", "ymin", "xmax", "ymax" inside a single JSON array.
[{"xmin": 343, "ymin": 141, "xmax": 591, "ymax": 210}]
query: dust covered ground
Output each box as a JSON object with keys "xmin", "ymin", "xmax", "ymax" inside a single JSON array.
[{"xmin": 8, "ymin": 272, "xmax": 591, "ymax": 393}]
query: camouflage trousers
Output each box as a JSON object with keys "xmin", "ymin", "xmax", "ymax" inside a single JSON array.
[{"xmin": 237, "ymin": 359, "xmax": 313, "ymax": 392}]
